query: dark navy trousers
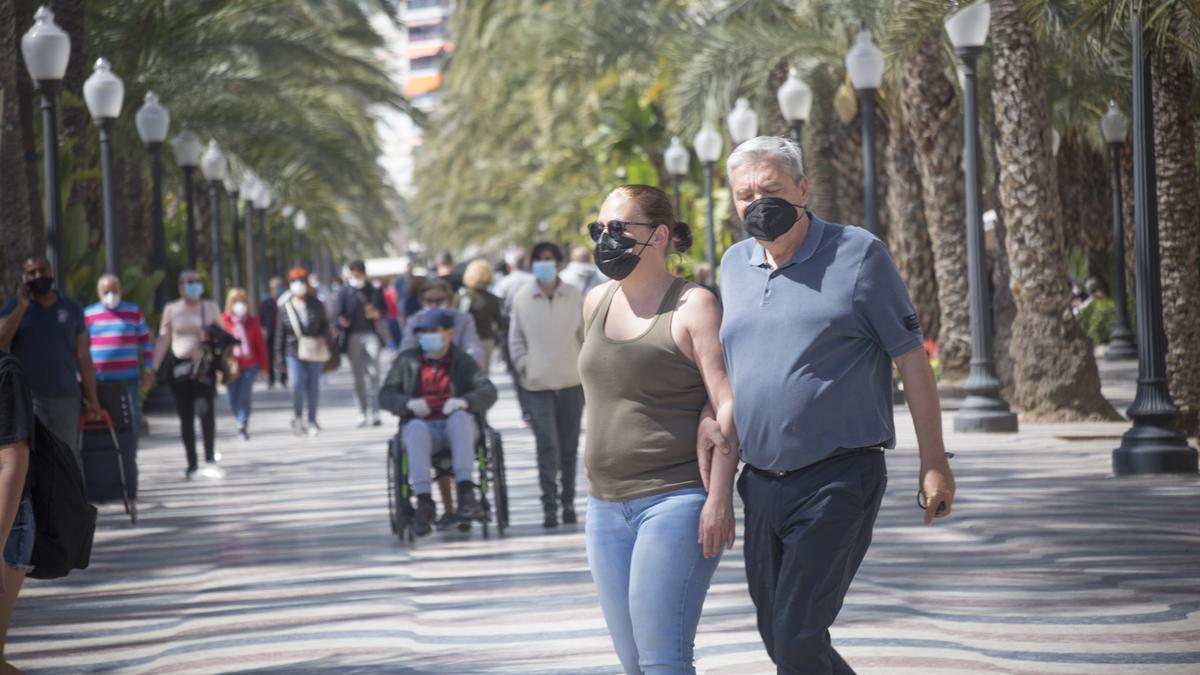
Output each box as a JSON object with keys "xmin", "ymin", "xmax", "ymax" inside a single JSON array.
[{"xmin": 737, "ymin": 449, "xmax": 887, "ymax": 675}]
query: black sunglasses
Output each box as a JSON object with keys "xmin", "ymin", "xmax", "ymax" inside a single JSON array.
[
  {"xmin": 587, "ymin": 219, "xmax": 656, "ymax": 242},
  {"xmin": 917, "ymin": 452, "xmax": 955, "ymax": 514}
]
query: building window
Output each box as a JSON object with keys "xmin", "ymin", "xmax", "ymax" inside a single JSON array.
[{"xmin": 408, "ymin": 23, "xmax": 445, "ymax": 42}]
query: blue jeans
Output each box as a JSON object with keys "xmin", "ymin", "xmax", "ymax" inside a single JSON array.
[
  {"xmin": 401, "ymin": 411, "xmax": 476, "ymax": 495},
  {"xmin": 4, "ymin": 497, "xmax": 35, "ymax": 572},
  {"xmin": 225, "ymin": 365, "xmax": 258, "ymax": 430},
  {"xmin": 285, "ymin": 357, "xmax": 322, "ymax": 422},
  {"xmin": 586, "ymin": 487, "xmax": 720, "ymax": 674}
]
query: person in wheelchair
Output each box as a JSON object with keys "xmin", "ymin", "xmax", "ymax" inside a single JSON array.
[{"xmin": 380, "ymin": 309, "xmax": 497, "ymax": 536}]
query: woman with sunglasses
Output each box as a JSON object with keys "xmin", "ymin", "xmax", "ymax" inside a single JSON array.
[{"xmin": 580, "ymin": 184, "xmax": 738, "ymax": 673}]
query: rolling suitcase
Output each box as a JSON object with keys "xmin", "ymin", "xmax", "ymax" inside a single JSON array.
[{"xmin": 79, "ymin": 411, "xmax": 138, "ymax": 524}]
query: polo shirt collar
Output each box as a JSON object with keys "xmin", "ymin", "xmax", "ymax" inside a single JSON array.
[
  {"xmin": 748, "ymin": 211, "xmax": 825, "ymax": 269},
  {"xmin": 531, "ymin": 281, "xmax": 563, "ymax": 299}
]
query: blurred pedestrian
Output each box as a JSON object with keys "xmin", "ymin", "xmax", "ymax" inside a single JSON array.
[
  {"xmin": 559, "ymin": 245, "xmax": 608, "ymax": 295},
  {"xmin": 435, "ymin": 252, "xmax": 462, "ymax": 292},
  {"xmin": 383, "ymin": 277, "xmax": 403, "ymax": 350},
  {"xmin": 222, "ymin": 288, "xmax": 268, "ymax": 441},
  {"xmin": 508, "ymin": 242, "xmax": 585, "ymax": 528},
  {"xmin": 152, "ymin": 270, "xmax": 224, "ymax": 479},
  {"xmin": 338, "ymin": 260, "xmax": 388, "ymax": 427},
  {"xmin": 0, "ymin": 349, "xmax": 35, "ymax": 671},
  {"xmin": 260, "ymin": 277, "xmax": 285, "ymax": 389},
  {"xmin": 84, "ymin": 274, "xmax": 154, "ymax": 435},
  {"xmin": 275, "ymin": 268, "xmax": 333, "ymax": 437},
  {"xmin": 0, "ymin": 257, "xmax": 102, "ymax": 472},
  {"xmin": 401, "ymin": 279, "xmax": 486, "ymax": 369},
  {"xmin": 457, "ymin": 259, "xmax": 502, "ymax": 373}
]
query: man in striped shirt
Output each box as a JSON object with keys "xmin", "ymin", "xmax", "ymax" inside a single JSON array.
[{"xmin": 85, "ymin": 275, "xmax": 154, "ymax": 434}]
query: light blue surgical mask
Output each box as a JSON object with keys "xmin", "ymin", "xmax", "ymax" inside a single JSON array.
[
  {"xmin": 184, "ymin": 282, "xmax": 204, "ymax": 299},
  {"xmin": 418, "ymin": 333, "xmax": 446, "ymax": 354},
  {"xmin": 532, "ymin": 260, "xmax": 558, "ymax": 284}
]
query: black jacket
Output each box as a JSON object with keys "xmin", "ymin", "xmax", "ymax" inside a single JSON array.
[
  {"xmin": 379, "ymin": 344, "xmax": 498, "ymax": 425},
  {"xmin": 274, "ymin": 295, "xmax": 333, "ymax": 370}
]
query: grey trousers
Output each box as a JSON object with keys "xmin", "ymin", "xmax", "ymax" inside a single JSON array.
[
  {"xmin": 346, "ymin": 331, "xmax": 382, "ymax": 415},
  {"xmin": 526, "ymin": 385, "xmax": 584, "ymax": 512},
  {"xmin": 401, "ymin": 411, "xmax": 477, "ymax": 496},
  {"xmin": 34, "ymin": 395, "xmax": 82, "ymax": 473}
]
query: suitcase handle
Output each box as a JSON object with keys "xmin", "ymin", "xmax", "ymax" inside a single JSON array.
[{"xmin": 79, "ymin": 409, "xmax": 115, "ymax": 432}]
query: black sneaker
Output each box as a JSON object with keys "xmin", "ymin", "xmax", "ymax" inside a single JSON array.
[
  {"xmin": 456, "ymin": 481, "xmax": 484, "ymax": 520},
  {"xmin": 185, "ymin": 466, "xmax": 199, "ymax": 480},
  {"xmin": 434, "ymin": 513, "xmax": 458, "ymax": 531},
  {"xmin": 543, "ymin": 510, "xmax": 559, "ymax": 529},
  {"xmin": 414, "ymin": 495, "xmax": 436, "ymax": 537},
  {"xmin": 562, "ymin": 506, "xmax": 577, "ymax": 525}
]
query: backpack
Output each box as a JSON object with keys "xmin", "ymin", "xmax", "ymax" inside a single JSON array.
[{"xmin": 28, "ymin": 418, "xmax": 97, "ymax": 579}]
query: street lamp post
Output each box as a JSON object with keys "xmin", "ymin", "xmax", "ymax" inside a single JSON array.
[
  {"xmin": 242, "ymin": 177, "xmax": 259, "ymax": 304},
  {"xmin": 777, "ymin": 67, "xmax": 813, "ymax": 148},
  {"xmin": 1100, "ymin": 102, "xmax": 1137, "ymax": 361},
  {"xmin": 136, "ymin": 92, "xmax": 170, "ymax": 309},
  {"xmin": 693, "ymin": 123, "xmax": 723, "ymax": 289},
  {"xmin": 254, "ymin": 186, "xmax": 272, "ymax": 294},
  {"xmin": 726, "ymin": 97, "xmax": 758, "ymax": 148},
  {"xmin": 663, "ymin": 136, "xmax": 690, "ymax": 217},
  {"xmin": 846, "ymin": 27, "xmax": 883, "ymax": 236},
  {"xmin": 21, "ymin": 6, "xmax": 71, "ymax": 286},
  {"xmin": 292, "ymin": 210, "xmax": 307, "ymax": 269},
  {"xmin": 1113, "ymin": 1, "xmax": 1198, "ymax": 475},
  {"xmin": 224, "ymin": 176, "xmax": 242, "ymax": 288},
  {"xmin": 947, "ymin": 1, "xmax": 1019, "ymax": 432},
  {"xmin": 171, "ymin": 130, "xmax": 202, "ymax": 269},
  {"xmin": 83, "ymin": 58, "xmax": 125, "ymax": 276},
  {"xmin": 201, "ymin": 140, "xmax": 227, "ymax": 303}
]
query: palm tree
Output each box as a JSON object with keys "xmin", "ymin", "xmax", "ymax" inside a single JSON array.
[
  {"xmin": 0, "ymin": 0, "xmax": 34, "ymax": 293},
  {"xmin": 894, "ymin": 2, "xmax": 971, "ymax": 380},
  {"xmin": 1151, "ymin": 9, "xmax": 1200, "ymax": 435},
  {"xmin": 989, "ymin": 0, "xmax": 1116, "ymax": 420}
]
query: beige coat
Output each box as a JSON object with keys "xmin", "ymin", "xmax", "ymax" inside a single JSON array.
[{"xmin": 507, "ymin": 280, "xmax": 584, "ymax": 392}]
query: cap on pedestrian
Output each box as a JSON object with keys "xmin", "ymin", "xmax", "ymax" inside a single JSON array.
[
  {"xmin": 287, "ymin": 267, "xmax": 308, "ymax": 283},
  {"xmin": 413, "ymin": 308, "xmax": 453, "ymax": 332}
]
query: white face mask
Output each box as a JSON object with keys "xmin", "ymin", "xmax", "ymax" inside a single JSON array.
[
  {"xmin": 290, "ymin": 281, "xmax": 308, "ymax": 297},
  {"xmin": 101, "ymin": 292, "xmax": 121, "ymax": 310},
  {"xmin": 232, "ymin": 302, "xmax": 248, "ymax": 317},
  {"xmin": 348, "ymin": 276, "xmax": 366, "ymax": 289}
]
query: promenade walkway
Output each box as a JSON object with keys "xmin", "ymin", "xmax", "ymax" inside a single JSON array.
[{"xmin": 9, "ymin": 361, "xmax": 1200, "ymax": 673}]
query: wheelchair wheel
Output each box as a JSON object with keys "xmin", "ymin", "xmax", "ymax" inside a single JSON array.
[
  {"xmin": 487, "ymin": 428, "xmax": 509, "ymax": 535},
  {"xmin": 387, "ymin": 443, "xmax": 398, "ymax": 535},
  {"xmin": 389, "ymin": 436, "xmax": 415, "ymax": 542}
]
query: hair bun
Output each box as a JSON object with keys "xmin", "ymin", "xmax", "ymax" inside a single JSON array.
[{"xmin": 671, "ymin": 221, "xmax": 693, "ymax": 253}]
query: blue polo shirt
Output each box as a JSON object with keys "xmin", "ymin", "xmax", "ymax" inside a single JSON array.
[
  {"xmin": 719, "ymin": 213, "xmax": 924, "ymax": 472},
  {"xmin": 0, "ymin": 294, "xmax": 86, "ymax": 399}
]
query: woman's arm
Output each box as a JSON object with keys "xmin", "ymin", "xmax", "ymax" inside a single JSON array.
[{"xmin": 679, "ymin": 286, "xmax": 739, "ymax": 557}]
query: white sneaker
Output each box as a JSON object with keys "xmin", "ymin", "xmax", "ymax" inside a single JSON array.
[
  {"xmin": 198, "ymin": 463, "xmax": 225, "ymax": 479},
  {"xmin": 291, "ymin": 418, "xmax": 306, "ymax": 436},
  {"xmin": 356, "ymin": 415, "xmax": 369, "ymax": 428},
  {"xmin": 307, "ymin": 422, "xmax": 321, "ymax": 438}
]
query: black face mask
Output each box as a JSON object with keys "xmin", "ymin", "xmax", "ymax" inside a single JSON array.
[
  {"xmin": 26, "ymin": 277, "xmax": 54, "ymax": 296},
  {"xmin": 593, "ymin": 231, "xmax": 652, "ymax": 281},
  {"xmin": 742, "ymin": 197, "xmax": 804, "ymax": 242}
]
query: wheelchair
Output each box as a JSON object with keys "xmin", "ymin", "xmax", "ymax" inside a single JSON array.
[{"xmin": 386, "ymin": 414, "xmax": 509, "ymax": 543}]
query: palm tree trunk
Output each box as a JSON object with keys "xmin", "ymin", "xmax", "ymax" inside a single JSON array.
[
  {"xmin": 884, "ymin": 101, "xmax": 940, "ymax": 340},
  {"xmin": 989, "ymin": 0, "xmax": 1117, "ymax": 421},
  {"xmin": 1152, "ymin": 25, "xmax": 1200, "ymax": 435},
  {"xmin": 1057, "ymin": 135, "xmax": 1113, "ymax": 287},
  {"xmin": 901, "ymin": 28, "xmax": 971, "ymax": 380},
  {"xmin": 0, "ymin": 0, "xmax": 34, "ymax": 292}
]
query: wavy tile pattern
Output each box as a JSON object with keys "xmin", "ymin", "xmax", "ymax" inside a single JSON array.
[{"xmin": 9, "ymin": 367, "xmax": 1200, "ymax": 674}]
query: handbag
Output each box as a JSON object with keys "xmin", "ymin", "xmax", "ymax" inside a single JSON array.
[{"xmin": 285, "ymin": 299, "xmax": 331, "ymax": 363}]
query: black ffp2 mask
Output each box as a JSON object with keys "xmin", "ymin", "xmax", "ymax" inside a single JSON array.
[
  {"xmin": 26, "ymin": 277, "xmax": 53, "ymax": 296},
  {"xmin": 742, "ymin": 197, "xmax": 804, "ymax": 242},
  {"xmin": 593, "ymin": 232, "xmax": 652, "ymax": 281}
]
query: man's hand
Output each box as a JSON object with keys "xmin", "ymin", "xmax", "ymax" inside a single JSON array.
[
  {"xmin": 14, "ymin": 281, "xmax": 30, "ymax": 310},
  {"xmin": 140, "ymin": 370, "xmax": 156, "ymax": 391},
  {"xmin": 696, "ymin": 415, "xmax": 730, "ymax": 492},
  {"xmin": 698, "ymin": 494, "xmax": 736, "ymax": 559},
  {"xmin": 406, "ymin": 398, "xmax": 431, "ymax": 418},
  {"xmin": 85, "ymin": 397, "xmax": 103, "ymax": 421},
  {"xmin": 919, "ymin": 456, "xmax": 956, "ymax": 526},
  {"xmin": 337, "ymin": 316, "xmax": 351, "ymax": 328},
  {"xmin": 364, "ymin": 305, "xmax": 381, "ymax": 321},
  {"xmin": 442, "ymin": 397, "xmax": 468, "ymax": 416}
]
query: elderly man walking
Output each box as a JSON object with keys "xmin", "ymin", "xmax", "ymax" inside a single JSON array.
[
  {"xmin": 707, "ymin": 136, "xmax": 956, "ymax": 674},
  {"xmin": 84, "ymin": 274, "xmax": 154, "ymax": 435}
]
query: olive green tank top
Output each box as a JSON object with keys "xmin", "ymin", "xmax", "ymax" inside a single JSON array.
[{"xmin": 579, "ymin": 278, "xmax": 708, "ymax": 502}]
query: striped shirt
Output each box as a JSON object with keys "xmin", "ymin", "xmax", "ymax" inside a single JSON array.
[{"xmin": 84, "ymin": 301, "xmax": 153, "ymax": 382}]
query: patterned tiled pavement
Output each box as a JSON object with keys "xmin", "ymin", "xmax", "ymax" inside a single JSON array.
[{"xmin": 9, "ymin": 361, "xmax": 1200, "ymax": 674}]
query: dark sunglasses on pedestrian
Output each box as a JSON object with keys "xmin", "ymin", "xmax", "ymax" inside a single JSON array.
[
  {"xmin": 587, "ymin": 219, "xmax": 655, "ymax": 242},
  {"xmin": 917, "ymin": 451, "xmax": 955, "ymax": 514}
]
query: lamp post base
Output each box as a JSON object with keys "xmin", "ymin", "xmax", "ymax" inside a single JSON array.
[
  {"xmin": 954, "ymin": 396, "xmax": 1019, "ymax": 433},
  {"xmin": 1113, "ymin": 424, "xmax": 1198, "ymax": 475},
  {"xmin": 1106, "ymin": 334, "xmax": 1138, "ymax": 361}
]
